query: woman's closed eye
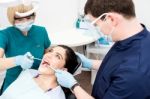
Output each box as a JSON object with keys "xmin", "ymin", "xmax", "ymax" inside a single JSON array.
[
  {"xmin": 47, "ymin": 48, "xmax": 64, "ymax": 60},
  {"xmin": 48, "ymin": 49, "xmax": 53, "ymax": 52},
  {"xmin": 55, "ymin": 54, "xmax": 61, "ymax": 59}
]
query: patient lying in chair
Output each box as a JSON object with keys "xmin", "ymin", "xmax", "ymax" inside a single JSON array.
[{"xmin": 0, "ymin": 45, "xmax": 79, "ymax": 99}]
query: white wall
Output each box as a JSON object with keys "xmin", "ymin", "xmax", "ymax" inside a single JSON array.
[
  {"xmin": 133, "ymin": 0, "xmax": 150, "ymax": 29},
  {"xmin": 0, "ymin": 0, "xmax": 23, "ymax": 28},
  {"xmin": 0, "ymin": 0, "xmax": 80, "ymax": 31},
  {"xmin": 0, "ymin": 7, "xmax": 11, "ymax": 28},
  {"xmin": 35, "ymin": 0, "xmax": 79, "ymax": 33},
  {"xmin": 0, "ymin": 0, "xmax": 150, "ymax": 30}
]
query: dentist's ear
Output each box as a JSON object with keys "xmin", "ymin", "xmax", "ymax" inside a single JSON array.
[{"xmin": 106, "ymin": 13, "xmax": 120, "ymax": 27}]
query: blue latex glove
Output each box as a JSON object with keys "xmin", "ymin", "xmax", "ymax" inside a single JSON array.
[
  {"xmin": 76, "ymin": 52, "xmax": 92, "ymax": 69},
  {"xmin": 15, "ymin": 52, "xmax": 34, "ymax": 70},
  {"xmin": 55, "ymin": 70, "xmax": 77, "ymax": 89}
]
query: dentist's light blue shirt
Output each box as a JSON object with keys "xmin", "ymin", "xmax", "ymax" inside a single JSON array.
[
  {"xmin": 0, "ymin": 25, "xmax": 51, "ymax": 93},
  {"xmin": 92, "ymin": 25, "xmax": 150, "ymax": 99}
]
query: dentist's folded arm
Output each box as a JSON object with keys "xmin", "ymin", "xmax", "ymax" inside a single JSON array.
[
  {"xmin": 73, "ymin": 85, "xmax": 94, "ymax": 99},
  {"xmin": 91, "ymin": 59, "xmax": 102, "ymax": 70},
  {"xmin": 0, "ymin": 48, "xmax": 15, "ymax": 71},
  {"xmin": 0, "ymin": 57, "xmax": 16, "ymax": 71},
  {"xmin": 55, "ymin": 70, "xmax": 94, "ymax": 99},
  {"xmin": 0, "ymin": 48, "xmax": 34, "ymax": 71}
]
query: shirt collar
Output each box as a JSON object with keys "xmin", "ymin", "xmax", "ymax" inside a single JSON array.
[{"xmin": 114, "ymin": 24, "xmax": 149, "ymax": 50}]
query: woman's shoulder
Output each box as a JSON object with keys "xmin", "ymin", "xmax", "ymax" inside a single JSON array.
[
  {"xmin": 24, "ymin": 69, "xmax": 39, "ymax": 77},
  {"xmin": 19, "ymin": 69, "xmax": 38, "ymax": 79},
  {"xmin": 46, "ymin": 86, "xmax": 65, "ymax": 99}
]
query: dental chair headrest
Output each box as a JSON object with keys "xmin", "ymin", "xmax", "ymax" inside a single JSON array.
[
  {"xmin": 63, "ymin": 55, "xmax": 82, "ymax": 99},
  {"xmin": 72, "ymin": 55, "xmax": 82, "ymax": 76}
]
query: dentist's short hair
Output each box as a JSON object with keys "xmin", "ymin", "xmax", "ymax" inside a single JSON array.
[
  {"xmin": 7, "ymin": 4, "xmax": 34, "ymax": 25},
  {"xmin": 84, "ymin": 0, "xmax": 136, "ymax": 19}
]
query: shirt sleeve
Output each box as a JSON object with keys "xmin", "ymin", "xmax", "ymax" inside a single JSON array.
[
  {"xmin": 103, "ymin": 68, "xmax": 142, "ymax": 99},
  {"xmin": 43, "ymin": 27, "xmax": 51, "ymax": 49},
  {"xmin": 0, "ymin": 30, "xmax": 8, "ymax": 50}
]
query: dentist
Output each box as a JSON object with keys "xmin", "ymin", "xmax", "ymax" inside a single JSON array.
[
  {"xmin": 0, "ymin": 3, "xmax": 50, "ymax": 94},
  {"xmin": 55, "ymin": 0, "xmax": 150, "ymax": 99}
]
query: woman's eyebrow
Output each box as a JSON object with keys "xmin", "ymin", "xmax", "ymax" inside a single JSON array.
[
  {"xmin": 56, "ymin": 52, "xmax": 63, "ymax": 59},
  {"xmin": 48, "ymin": 48, "xmax": 53, "ymax": 52}
]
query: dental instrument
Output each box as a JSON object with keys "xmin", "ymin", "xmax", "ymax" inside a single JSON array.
[
  {"xmin": 33, "ymin": 57, "xmax": 42, "ymax": 61},
  {"xmin": 48, "ymin": 65, "xmax": 57, "ymax": 72},
  {"xmin": 33, "ymin": 58, "xmax": 57, "ymax": 72},
  {"xmin": 27, "ymin": 55, "xmax": 57, "ymax": 72}
]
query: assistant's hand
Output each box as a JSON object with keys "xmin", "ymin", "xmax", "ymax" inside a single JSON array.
[
  {"xmin": 55, "ymin": 70, "xmax": 77, "ymax": 89},
  {"xmin": 15, "ymin": 52, "xmax": 34, "ymax": 70},
  {"xmin": 76, "ymin": 52, "xmax": 92, "ymax": 69}
]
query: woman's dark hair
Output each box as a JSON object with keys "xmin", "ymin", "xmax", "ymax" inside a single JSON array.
[
  {"xmin": 57, "ymin": 45, "xmax": 78, "ymax": 74},
  {"xmin": 57, "ymin": 45, "xmax": 78, "ymax": 99}
]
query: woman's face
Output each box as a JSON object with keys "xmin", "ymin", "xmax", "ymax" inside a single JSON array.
[{"xmin": 38, "ymin": 46, "xmax": 66, "ymax": 75}]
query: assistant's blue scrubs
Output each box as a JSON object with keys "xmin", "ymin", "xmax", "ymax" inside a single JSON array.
[
  {"xmin": 92, "ymin": 25, "xmax": 150, "ymax": 99},
  {"xmin": 0, "ymin": 25, "xmax": 51, "ymax": 94}
]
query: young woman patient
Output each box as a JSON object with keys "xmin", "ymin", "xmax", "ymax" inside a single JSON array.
[{"xmin": 0, "ymin": 45, "xmax": 78, "ymax": 99}]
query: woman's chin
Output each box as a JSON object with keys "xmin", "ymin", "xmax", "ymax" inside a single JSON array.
[
  {"xmin": 39, "ymin": 71, "xmax": 54, "ymax": 75},
  {"xmin": 38, "ymin": 67, "xmax": 55, "ymax": 75}
]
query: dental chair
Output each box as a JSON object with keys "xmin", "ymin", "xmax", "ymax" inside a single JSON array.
[{"xmin": 63, "ymin": 55, "xmax": 82, "ymax": 99}]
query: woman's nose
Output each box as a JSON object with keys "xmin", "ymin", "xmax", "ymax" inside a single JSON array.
[{"xmin": 46, "ymin": 53, "xmax": 54, "ymax": 59}]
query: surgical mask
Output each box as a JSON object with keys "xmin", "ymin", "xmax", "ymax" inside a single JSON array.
[
  {"xmin": 91, "ymin": 13, "xmax": 115, "ymax": 42},
  {"xmin": 107, "ymin": 27, "xmax": 115, "ymax": 42},
  {"xmin": 15, "ymin": 20, "xmax": 34, "ymax": 32}
]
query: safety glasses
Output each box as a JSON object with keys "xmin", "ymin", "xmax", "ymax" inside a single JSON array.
[
  {"xmin": 91, "ymin": 13, "xmax": 108, "ymax": 26},
  {"xmin": 14, "ymin": 13, "xmax": 35, "ymax": 21}
]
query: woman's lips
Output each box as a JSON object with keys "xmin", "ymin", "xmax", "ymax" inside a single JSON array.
[
  {"xmin": 41, "ymin": 60, "xmax": 56, "ymax": 71},
  {"xmin": 42, "ymin": 60, "xmax": 50, "ymax": 67},
  {"xmin": 42, "ymin": 61, "xmax": 49, "ymax": 65}
]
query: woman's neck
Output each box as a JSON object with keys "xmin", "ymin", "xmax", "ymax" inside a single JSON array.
[{"xmin": 34, "ymin": 74, "xmax": 58, "ymax": 92}]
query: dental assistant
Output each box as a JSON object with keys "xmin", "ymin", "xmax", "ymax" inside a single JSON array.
[
  {"xmin": 0, "ymin": 4, "xmax": 50, "ymax": 94},
  {"xmin": 55, "ymin": 0, "xmax": 150, "ymax": 99}
]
